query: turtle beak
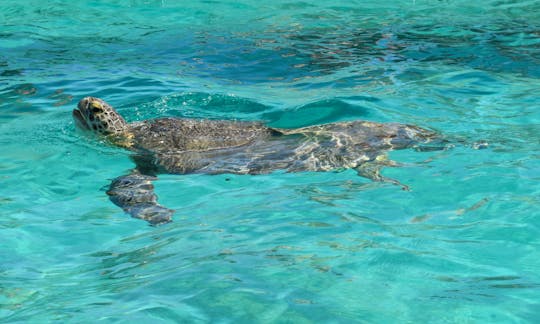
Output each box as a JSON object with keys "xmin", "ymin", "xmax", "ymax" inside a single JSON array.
[
  {"xmin": 73, "ymin": 97, "xmax": 93, "ymax": 131},
  {"xmin": 78, "ymin": 97, "xmax": 91, "ymax": 112},
  {"xmin": 72, "ymin": 108, "xmax": 90, "ymax": 131}
]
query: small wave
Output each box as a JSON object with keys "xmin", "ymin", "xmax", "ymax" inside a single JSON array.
[{"xmin": 124, "ymin": 92, "xmax": 380, "ymax": 128}]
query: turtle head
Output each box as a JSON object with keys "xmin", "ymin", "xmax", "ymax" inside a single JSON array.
[{"xmin": 73, "ymin": 97, "xmax": 128, "ymax": 136}]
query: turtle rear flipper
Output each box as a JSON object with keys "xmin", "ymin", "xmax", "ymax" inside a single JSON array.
[
  {"xmin": 106, "ymin": 171, "xmax": 174, "ymax": 225},
  {"xmin": 355, "ymin": 157, "xmax": 410, "ymax": 191}
]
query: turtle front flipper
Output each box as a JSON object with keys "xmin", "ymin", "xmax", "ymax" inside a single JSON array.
[
  {"xmin": 355, "ymin": 156, "xmax": 410, "ymax": 191},
  {"xmin": 106, "ymin": 171, "xmax": 174, "ymax": 225}
]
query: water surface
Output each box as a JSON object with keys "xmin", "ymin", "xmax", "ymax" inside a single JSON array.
[{"xmin": 1, "ymin": 0, "xmax": 539, "ymax": 322}]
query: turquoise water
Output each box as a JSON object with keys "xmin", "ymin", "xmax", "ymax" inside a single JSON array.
[{"xmin": 1, "ymin": 0, "xmax": 539, "ymax": 322}]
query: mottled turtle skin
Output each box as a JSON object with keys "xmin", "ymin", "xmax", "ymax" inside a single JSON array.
[{"xmin": 73, "ymin": 97, "xmax": 441, "ymax": 225}]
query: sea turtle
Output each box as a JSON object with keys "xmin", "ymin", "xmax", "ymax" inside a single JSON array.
[{"xmin": 73, "ymin": 96, "xmax": 443, "ymax": 225}]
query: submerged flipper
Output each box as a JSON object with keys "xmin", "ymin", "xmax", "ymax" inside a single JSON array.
[
  {"xmin": 106, "ymin": 171, "xmax": 174, "ymax": 225},
  {"xmin": 355, "ymin": 156, "xmax": 410, "ymax": 191}
]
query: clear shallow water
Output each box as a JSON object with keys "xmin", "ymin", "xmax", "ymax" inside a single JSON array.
[{"xmin": 1, "ymin": 0, "xmax": 539, "ymax": 322}]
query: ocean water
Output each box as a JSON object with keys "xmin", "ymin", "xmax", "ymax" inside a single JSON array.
[{"xmin": 1, "ymin": 0, "xmax": 539, "ymax": 322}]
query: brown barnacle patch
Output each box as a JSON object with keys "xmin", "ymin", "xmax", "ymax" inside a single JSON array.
[
  {"xmin": 14, "ymin": 83, "xmax": 37, "ymax": 96},
  {"xmin": 48, "ymin": 89, "xmax": 73, "ymax": 106},
  {"xmin": 455, "ymin": 198, "xmax": 489, "ymax": 217},
  {"xmin": 410, "ymin": 214, "xmax": 431, "ymax": 223}
]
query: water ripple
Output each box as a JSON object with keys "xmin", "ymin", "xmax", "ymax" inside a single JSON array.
[{"xmin": 1, "ymin": 0, "xmax": 539, "ymax": 322}]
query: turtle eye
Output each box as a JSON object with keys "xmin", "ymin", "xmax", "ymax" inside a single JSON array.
[{"xmin": 90, "ymin": 101, "xmax": 103, "ymax": 113}]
